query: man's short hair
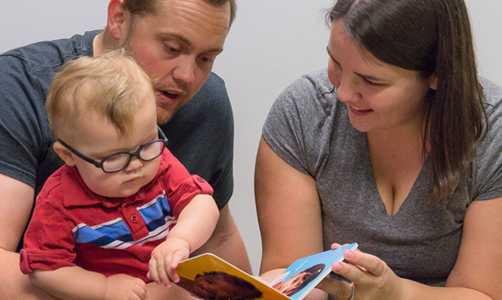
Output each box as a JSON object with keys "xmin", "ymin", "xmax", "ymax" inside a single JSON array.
[{"xmin": 124, "ymin": 0, "xmax": 237, "ymax": 27}]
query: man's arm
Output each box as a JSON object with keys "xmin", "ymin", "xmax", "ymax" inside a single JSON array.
[
  {"xmin": 0, "ymin": 174, "xmax": 57, "ymax": 300},
  {"xmin": 191, "ymin": 204, "xmax": 252, "ymax": 274}
]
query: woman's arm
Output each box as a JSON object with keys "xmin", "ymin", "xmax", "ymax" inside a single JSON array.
[
  {"xmin": 255, "ymin": 137, "xmax": 333, "ymax": 300},
  {"xmin": 255, "ymin": 137, "xmax": 324, "ymax": 272},
  {"xmin": 445, "ymin": 197, "xmax": 502, "ymax": 298}
]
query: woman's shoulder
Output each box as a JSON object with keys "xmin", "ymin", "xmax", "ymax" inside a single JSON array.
[
  {"xmin": 471, "ymin": 77, "xmax": 502, "ymax": 201},
  {"xmin": 274, "ymin": 68, "xmax": 338, "ymax": 116},
  {"xmin": 479, "ymin": 77, "xmax": 502, "ymax": 131},
  {"xmin": 282, "ymin": 68, "xmax": 334, "ymax": 99},
  {"xmin": 480, "ymin": 76, "xmax": 502, "ymax": 107}
]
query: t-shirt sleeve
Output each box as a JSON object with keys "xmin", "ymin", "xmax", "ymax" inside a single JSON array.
[
  {"xmin": 160, "ymin": 151, "xmax": 214, "ymax": 218},
  {"xmin": 262, "ymin": 73, "xmax": 333, "ymax": 177},
  {"xmin": 0, "ymin": 55, "xmax": 47, "ymax": 187},
  {"xmin": 472, "ymin": 79, "xmax": 502, "ymax": 201},
  {"xmin": 20, "ymin": 196, "xmax": 76, "ymax": 274}
]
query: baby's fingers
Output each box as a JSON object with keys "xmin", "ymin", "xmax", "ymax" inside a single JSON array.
[
  {"xmin": 149, "ymin": 255, "xmax": 172, "ymax": 287},
  {"xmin": 148, "ymin": 258, "xmax": 160, "ymax": 284},
  {"xmin": 167, "ymin": 250, "xmax": 187, "ymax": 284}
]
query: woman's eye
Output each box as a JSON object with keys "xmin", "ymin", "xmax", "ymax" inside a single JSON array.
[{"xmin": 363, "ymin": 78, "xmax": 383, "ymax": 86}]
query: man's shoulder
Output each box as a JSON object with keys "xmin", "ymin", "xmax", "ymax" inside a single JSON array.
[
  {"xmin": 170, "ymin": 72, "xmax": 232, "ymax": 123},
  {"xmin": 191, "ymin": 72, "xmax": 231, "ymax": 110},
  {"xmin": 0, "ymin": 30, "xmax": 99, "ymax": 76}
]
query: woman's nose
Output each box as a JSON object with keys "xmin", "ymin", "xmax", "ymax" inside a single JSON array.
[{"xmin": 336, "ymin": 76, "xmax": 360, "ymax": 103}]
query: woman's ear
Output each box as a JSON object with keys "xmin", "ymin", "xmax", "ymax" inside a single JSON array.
[
  {"xmin": 107, "ymin": 0, "xmax": 129, "ymax": 40},
  {"xmin": 53, "ymin": 141, "xmax": 76, "ymax": 166},
  {"xmin": 429, "ymin": 73, "xmax": 438, "ymax": 90}
]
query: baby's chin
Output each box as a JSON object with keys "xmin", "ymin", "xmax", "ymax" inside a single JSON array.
[{"xmin": 91, "ymin": 185, "xmax": 141, "ymax": 199}]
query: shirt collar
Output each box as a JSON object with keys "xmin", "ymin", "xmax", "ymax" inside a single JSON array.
[{"xmin": 60, "ymin": 152, "xmax": 170, "ymax": 208}]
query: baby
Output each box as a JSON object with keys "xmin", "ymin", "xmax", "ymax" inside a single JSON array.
[{"xmin": 20, "ymin": 50, "xmax": 219, "ymax": 300}]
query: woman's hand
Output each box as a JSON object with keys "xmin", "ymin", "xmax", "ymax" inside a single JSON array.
[{"xmin": 317, "ymin": 244, "xmax": 405, "ymax": 300}]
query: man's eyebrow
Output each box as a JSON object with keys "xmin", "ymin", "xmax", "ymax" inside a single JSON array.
[
  {"xmin": 159, "ymin": 33, "xmax": 223, "ymax": 53},
  {"xmin": 159, "ymin": 32, "xmax": 192, "ymax": 46}
]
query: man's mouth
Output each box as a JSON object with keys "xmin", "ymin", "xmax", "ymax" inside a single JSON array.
[
  {"xmin": 156, "ymin": 90, "xmax": 182, "ymax": 107},
  {"xmin": 161, "ymin": 90, "xmax": 179, "ymax": 99}
]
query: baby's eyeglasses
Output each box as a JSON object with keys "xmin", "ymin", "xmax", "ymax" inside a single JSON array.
[{"xmin": 58, "ymin": 126, "xmax": 168, "ymax": 173}]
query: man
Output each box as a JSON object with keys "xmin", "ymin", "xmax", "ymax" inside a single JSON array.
[{"xmin": 0, "ymin": 0, "xmax": 251, "ymax": 299}]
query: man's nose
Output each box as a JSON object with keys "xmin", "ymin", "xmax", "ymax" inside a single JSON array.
[{"xmin": 172, "ymin": 55, "xmax": 195, "ymax": 84}]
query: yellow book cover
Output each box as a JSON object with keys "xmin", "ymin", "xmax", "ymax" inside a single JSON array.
[{"xmin": 176, "ymin": 243, "xmax": 358, "ymax": 300}]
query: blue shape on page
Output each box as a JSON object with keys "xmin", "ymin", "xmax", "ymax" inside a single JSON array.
[{"xmin": 270, "ymin": 243, "xmax": 358, "ymax": 300}]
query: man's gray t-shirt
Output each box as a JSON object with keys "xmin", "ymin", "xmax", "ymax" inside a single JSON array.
[{"xmin": 263, "ymin": 68, "xmax": 502, "ymax": 286}]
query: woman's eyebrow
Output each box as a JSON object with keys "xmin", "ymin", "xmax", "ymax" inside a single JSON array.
[
  {"xmin": 326, "ymin": 46, "xmax": 336, "ymax": 63},
  {"xmin": 327, "ymin": 46, "xmax": 386, "ymax": 82}
]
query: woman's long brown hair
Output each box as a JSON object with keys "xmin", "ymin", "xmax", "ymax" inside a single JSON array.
[{"xmin": 328, "ymin": 0, "xmax": 488, "ymax": 203}]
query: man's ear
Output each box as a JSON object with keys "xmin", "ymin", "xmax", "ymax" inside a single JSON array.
[
  {"xmin": 107, "ymin": 0, "xmax": 129, "ymax": 40},
  {"xmin": 53, "ymin": 141, "xmax": 77, "ymax": 167}
]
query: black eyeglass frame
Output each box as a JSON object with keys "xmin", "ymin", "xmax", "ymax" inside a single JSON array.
[{"xmin": 58, "ymin": 126, "xmax": 168, "ymax": 173}]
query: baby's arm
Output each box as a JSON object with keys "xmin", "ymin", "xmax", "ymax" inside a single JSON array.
[
  {"xmin": 148, "ymin": 194, "xmax": 219, "ymax": 287},
  {"xmin": 30, "ymin": 266, "xmax": 146, "ymax": 300}
]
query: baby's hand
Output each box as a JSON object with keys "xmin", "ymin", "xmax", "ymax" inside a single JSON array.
[
  {"xmin": 104, "ymin": 274, "xmax": 147, "ymax": 300},
  {"xmin": 147, "ymin": 237, "xmax": 190, "ymax": 287}
]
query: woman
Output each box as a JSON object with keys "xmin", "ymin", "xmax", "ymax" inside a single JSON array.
[{"xmin": 255, "ymin": 0, "xmax": 502, "ymax": 299}]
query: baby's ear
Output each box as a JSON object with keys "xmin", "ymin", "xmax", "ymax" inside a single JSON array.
[{"xmin": 53, "ymin": 141, "xmax": 77, "ymax": 166}]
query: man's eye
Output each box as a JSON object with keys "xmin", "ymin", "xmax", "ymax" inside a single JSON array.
[
  {"xmin": 165, "ymin": 45, "xmax": 181, "ymax": 54},
  {"xmin": 198, "ymin": 56, "xmax": 215, "ymax": 63}
]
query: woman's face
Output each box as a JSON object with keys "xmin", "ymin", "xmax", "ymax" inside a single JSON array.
[{"xmin": 327, "ymin": 20, "xmax": 437, "ymax": 134}]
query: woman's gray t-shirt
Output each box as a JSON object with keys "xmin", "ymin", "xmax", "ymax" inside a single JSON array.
[{"xmin": 263, "ymin": 68, "xmax": 502, "ymax": 286}]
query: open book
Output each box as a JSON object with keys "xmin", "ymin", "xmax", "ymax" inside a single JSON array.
[{"xmin": 176, "ymin": 243, "xmax": 358, "ymax": 300}]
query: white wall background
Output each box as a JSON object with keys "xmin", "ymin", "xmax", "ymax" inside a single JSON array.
[{"xmin": 1, "ymin": 0, "xmax": 501, "ymax": 275}]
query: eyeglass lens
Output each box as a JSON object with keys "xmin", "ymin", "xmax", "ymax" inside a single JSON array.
[{"xmin": 102, "ymin": 140, "xmax": 164, "ymax": 172}]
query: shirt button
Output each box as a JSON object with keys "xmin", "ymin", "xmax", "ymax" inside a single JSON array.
[
  {"xmin": 197, "ymin": 177, "xmax": 205, "ymax": 183},
  {"xmin": 130, "ymin": 214, "xmax": 139, "ymax": 223}
]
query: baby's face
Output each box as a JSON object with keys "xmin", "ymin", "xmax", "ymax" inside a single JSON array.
[{"xmin": 67, "ymin": 90, "xmax": 160, "ymax": 198}]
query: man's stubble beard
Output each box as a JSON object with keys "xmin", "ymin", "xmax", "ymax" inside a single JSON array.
[{"xmin": 121, "ymin": 28, "xmax": 189, "ymax": 125}]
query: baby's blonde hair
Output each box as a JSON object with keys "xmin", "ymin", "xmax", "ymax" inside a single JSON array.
[{"xmin": 46, "ymin": 49, "xmax": 153, "ymax": 139}]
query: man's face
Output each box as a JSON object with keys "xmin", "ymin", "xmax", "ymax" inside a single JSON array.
[{"xmin": 121, "ymin": 0, "xmax": 231, "ymax": 124}]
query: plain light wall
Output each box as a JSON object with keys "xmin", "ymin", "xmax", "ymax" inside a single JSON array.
[{"xmin": 1, "ymin": 0, "xmax": 501, "ymax": 275}]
